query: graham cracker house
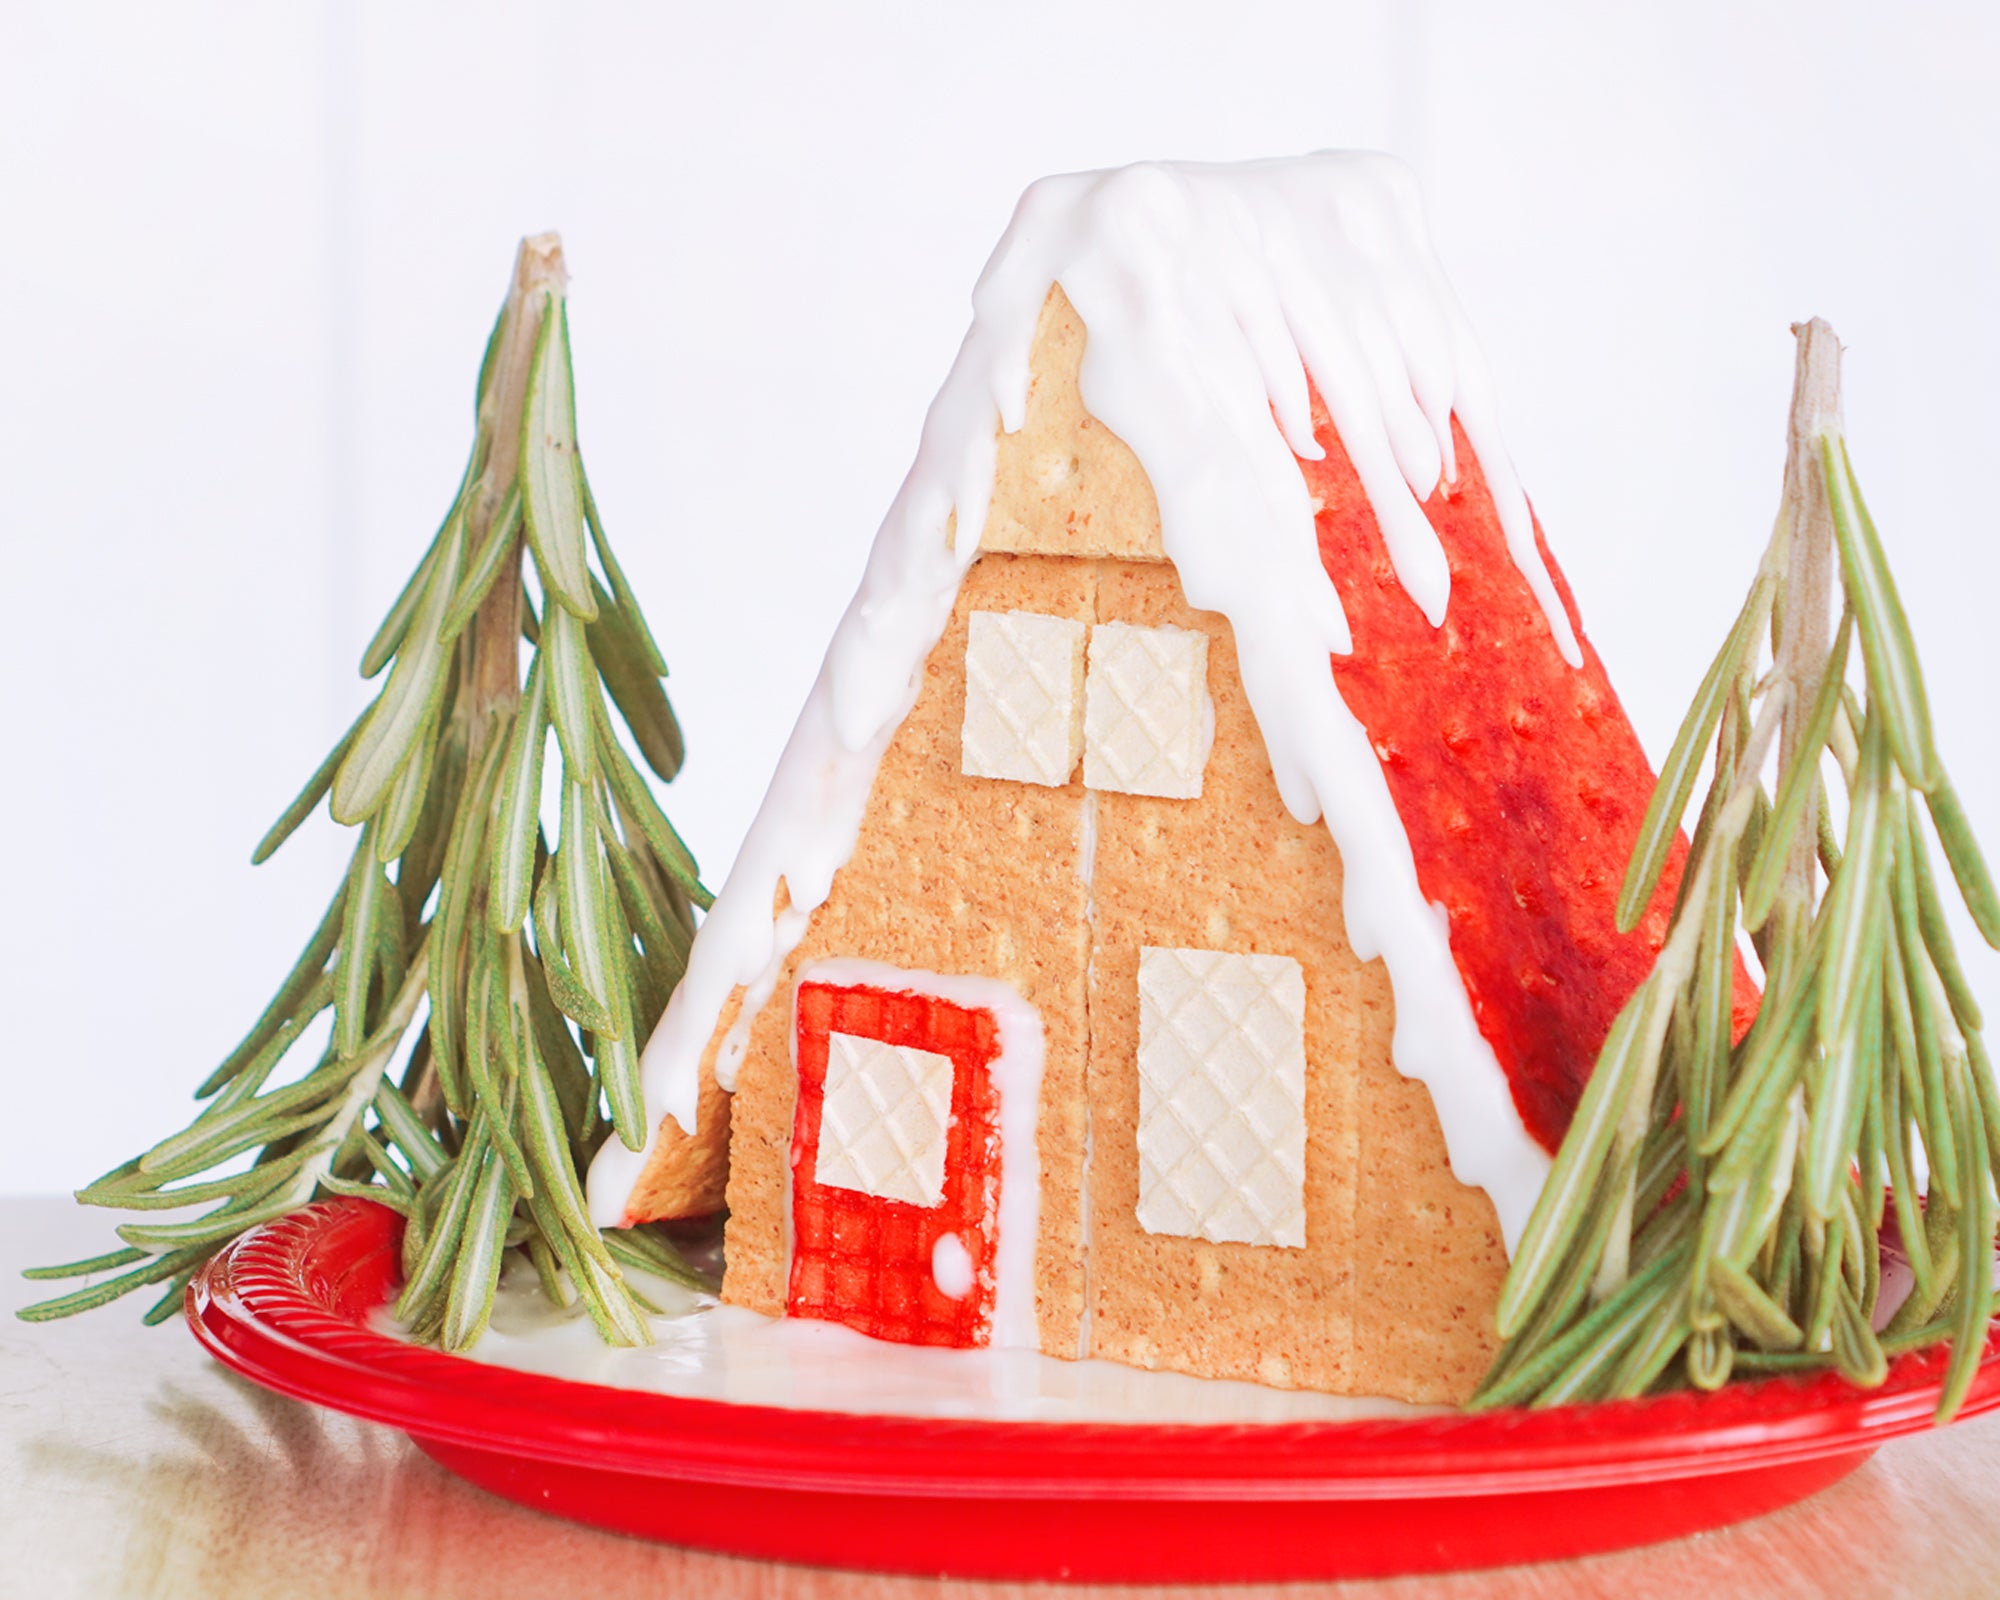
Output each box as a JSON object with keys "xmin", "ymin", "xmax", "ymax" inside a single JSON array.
[{"xmin": 587, "ymin": 155, "xmax": 1709, "ymax": 1404}]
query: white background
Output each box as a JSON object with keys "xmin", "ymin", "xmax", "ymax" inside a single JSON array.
[{"xmin": 2, "ymin": 2, "xmax": 1996, "ymax": 1193}]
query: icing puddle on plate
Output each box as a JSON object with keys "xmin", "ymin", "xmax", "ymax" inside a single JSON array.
[{"xmin": 378, "ymin": 1261, "xmax": 1435, "ymax": 1425}]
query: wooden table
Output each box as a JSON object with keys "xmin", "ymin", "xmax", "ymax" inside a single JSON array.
[{"xmin": 4, "ymin": 1195, "xmax": 1996, "ymax": 1599}]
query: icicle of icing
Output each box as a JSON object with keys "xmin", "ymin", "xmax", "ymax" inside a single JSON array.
[{"xmin": 590, "ymin": 153, "xmax": 1573, "ymax": 1248}]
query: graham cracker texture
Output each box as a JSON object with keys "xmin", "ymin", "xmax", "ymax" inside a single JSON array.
[
  {"xmin": 1083, "ymin": 560, "xmax": 1504, "ymax": 1402},
  {"xmin": 1082, "ymin": 560, "xmax": 1358, "ymax": 1392},
  {"xmin": 640, "ymin": 297, "xmax": 1511, "ymax": 1403},
  {"xmin": 1352, "ymin": 1046, "xmax": 1509, "ymax": 1402},
  {"xmin": 617, "ymin": 1048, "xmax": 732, "ymax": 1223},
  {"xmin": 982, "ymin": 287, "xmax": 1166, "ymax": 562},
  {"xmin": 717, "ymin": 553, "xmax": 1097, "ymax": 1356}
]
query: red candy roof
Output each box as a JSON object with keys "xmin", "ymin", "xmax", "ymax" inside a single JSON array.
[{"xmin": 1304, "ymin": 408, "xmax": 1760, "ymax": 1151}]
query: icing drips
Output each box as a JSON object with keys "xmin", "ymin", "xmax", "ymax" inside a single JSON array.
[
  {"xmin": 446, "ymin": 1272, "xmax": 1435, "ymax": 1424},
  {"xmin": 589, "ymin": 152, "xmax": 1574, "ymax": 1250},
  {"xmin": 931, "ymin": 1233, "xmax": 974, "ymax": 1301}
]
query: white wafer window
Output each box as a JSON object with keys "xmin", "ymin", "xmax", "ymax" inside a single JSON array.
[
  {"xmin": 1135, "ymin": 947, "xmax": 1307, "ymax": 1249},
  {"xmin": 814, "ymin": 1033, "xmax": 955, "ymax": 1208},
  {"xmin": 961, "ymin": 609, "xmax": 1087, "ymax": 787},
  {"xmin": 1082, "ymin": 622, "xmax": 1212, "ymax": 799}
]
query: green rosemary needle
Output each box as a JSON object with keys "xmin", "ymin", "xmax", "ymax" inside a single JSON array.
[
  {"xmin": 1475, "ymin": 320, "xmax": 2000, "ymax": 1423},
  {"xmin": 21, "ymin": 234, "xmax": 718, "ymax": 1352}
]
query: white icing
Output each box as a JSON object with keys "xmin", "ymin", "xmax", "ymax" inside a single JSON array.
[
  {"xmin": 439, "ymin": 1267, "xmax": 1436, "ymax": 1425},
  {"xmin": 792, "ymin": 957, "xmax": 1044, "ymax": 1349},
  {"xmin": 590, "ymin": 152, "xmax": 1571, "ymax": 1251},
  {"xmin": 1074, "ymin": 787, "xmax": 1100, "ymax": 1363},
  {"xmin": 931, "ymin": 1232, "xmax": 974, "ymax": 1301}
]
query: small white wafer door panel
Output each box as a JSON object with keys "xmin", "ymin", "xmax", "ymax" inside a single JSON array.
[
  {"xmin": 812, "ymin": 1033, "xmax": 955, "ymax": 1207},
  {"xmin": 1134, "ymin": 946, "xmax": 1308, "ymax": 1249}
]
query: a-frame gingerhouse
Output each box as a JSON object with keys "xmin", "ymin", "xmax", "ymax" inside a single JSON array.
[{"xmin": 590, "ymin": 156, "xmax": 1729, "ymax": 1405}]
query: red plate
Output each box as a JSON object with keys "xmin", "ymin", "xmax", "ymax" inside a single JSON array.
[{"xmin": 186, "ymin": 1197, "xmax": 2000, "ymax": 1584}]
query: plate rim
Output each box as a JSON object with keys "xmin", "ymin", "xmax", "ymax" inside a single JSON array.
[{"xmin": 186, "ymin": 1197, "xmax": 2000, "ymax": 1503}]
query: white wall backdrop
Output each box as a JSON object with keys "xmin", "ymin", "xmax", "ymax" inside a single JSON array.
[{"xmin": 3, "ymin": 1, "xmax": 1996, "ymax": 1192}]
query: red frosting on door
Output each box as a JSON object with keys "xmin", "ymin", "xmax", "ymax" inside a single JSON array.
[{"xmin": 788, "ymin": 981, "xmax": 1004, "ymax": 1348}]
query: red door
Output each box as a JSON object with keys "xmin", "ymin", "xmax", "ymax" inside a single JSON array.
[{"xmin": 786, "ymin": 977, "xmax": 1004, "ymax": 1348}]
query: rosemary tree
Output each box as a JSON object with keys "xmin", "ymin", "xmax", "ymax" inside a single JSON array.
[
  {"xmin": 21, "ymin": 235, "xmax": 711, "ymax": 1349},
  {"xmin": 1475, "ymin": 321, "xmax": 2000, "ymax": 1422}
]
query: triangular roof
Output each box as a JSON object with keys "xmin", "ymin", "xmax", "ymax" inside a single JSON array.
[{"xmin": 590, "ymin": 153, "xmax": 1643, "ymax": 1248}]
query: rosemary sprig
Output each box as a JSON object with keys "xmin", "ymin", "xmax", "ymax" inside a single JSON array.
[
  {"xmin": 1474, "ymin": 320, "xmax": 1999, "ymax": 1422},
  {"xmin": 21, "ymin": 235, "xmax": 715, "ymax": 1350}
]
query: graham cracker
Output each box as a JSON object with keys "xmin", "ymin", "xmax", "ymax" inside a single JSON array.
[
  {"xmin": 647, "ymin": 304, "xmax": 1515, "ymax": 1401},
  {"xmin": 617, "ymin": 1049, "xmax": 732, "ymax": 1222},
  {"xmin": 982, "ymin": 287, "xmax": 1167, "ymax": 562},
  {"xmin": 716, "ymin": 552, "xmax": 1098, "ymax": 1356},
  {"xmin": 1350, "ymin": 1048, "xmax": 1509, "ymax": 1402},
  {"xmin": 695, "ymin": 546, "xmax": 1507, "ymax": 1397},
  {"xmin": 1082, "ymin": 558, "xmax": 1362, "ymax": 1392}
]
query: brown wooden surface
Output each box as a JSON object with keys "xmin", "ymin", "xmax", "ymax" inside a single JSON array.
[{"xmin": 4, "ymin": 1195, "xmax": 1997, "ymax": 1600}]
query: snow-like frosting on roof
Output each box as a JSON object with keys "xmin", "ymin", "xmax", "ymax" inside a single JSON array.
[{"xmin": 588, "ymin": 152, "xmax": 1576, "ymax": 1250}]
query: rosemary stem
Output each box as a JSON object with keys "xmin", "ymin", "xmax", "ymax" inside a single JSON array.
[
  {"xmin": 1759, "ymin": 321, "xmax": 1845, "ymax": 960},
  {"xmin": 467, "ymin": 236, "xmax": 566, "ymax": 744},
  {"xmin": 1773, "ymin": 322, "xmax": 1843, "ymax": 764}
]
